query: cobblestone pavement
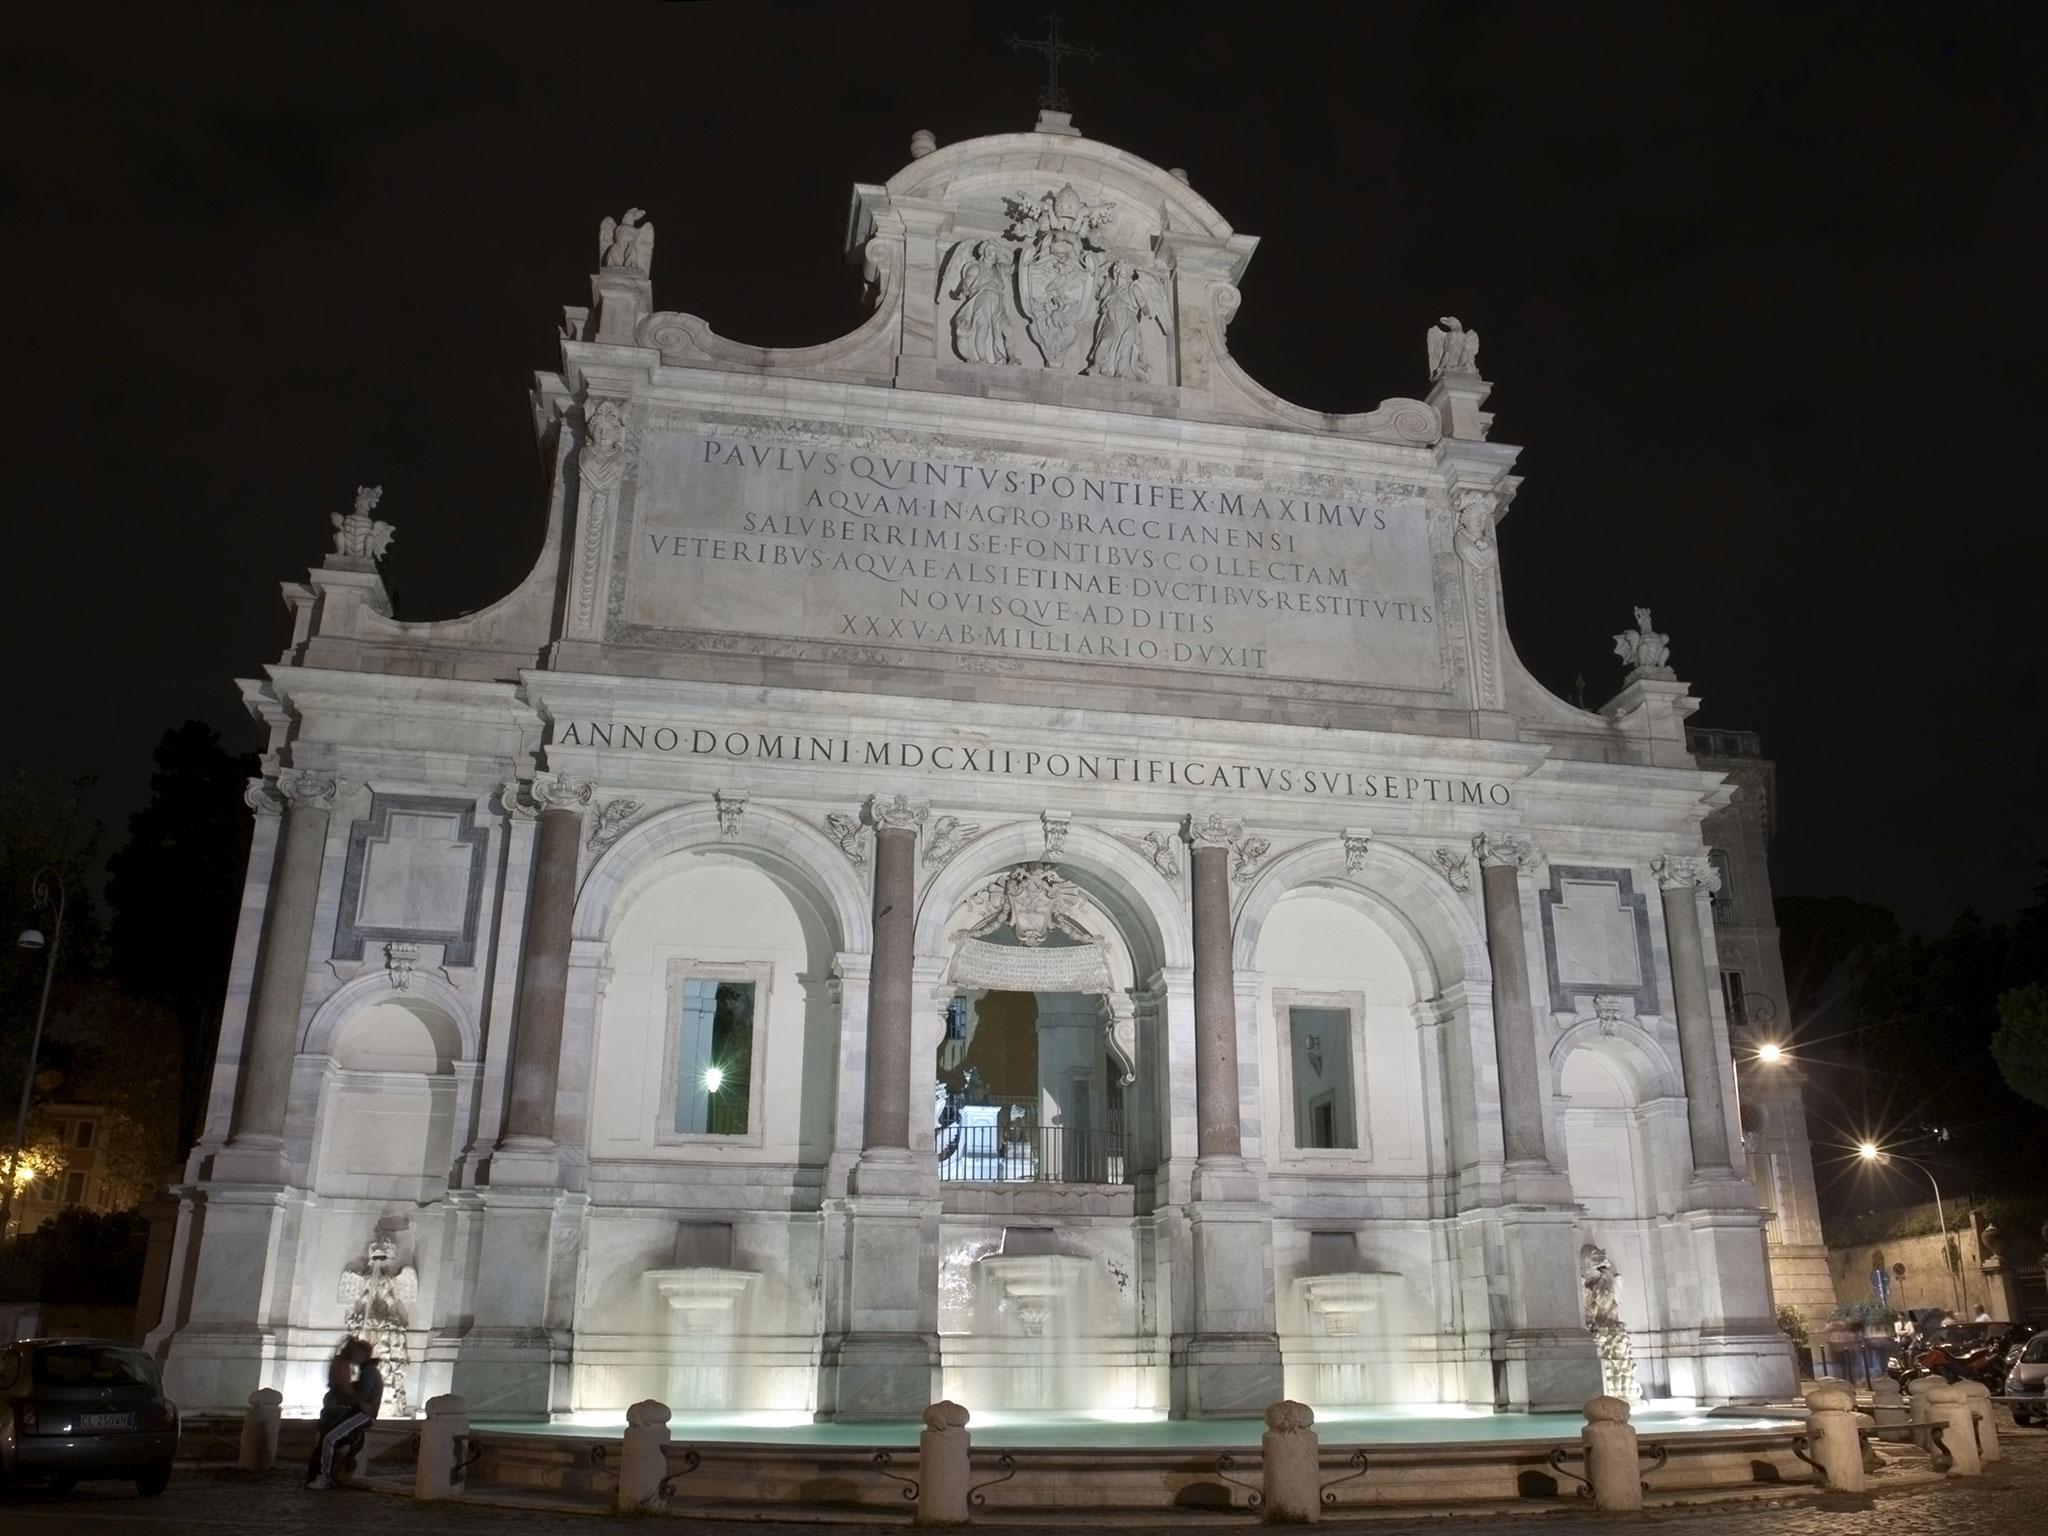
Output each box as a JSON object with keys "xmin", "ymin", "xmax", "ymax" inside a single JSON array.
[{"xmin": 5, "ymin": 1430, "xmax": 2045, "ymax": 1535}]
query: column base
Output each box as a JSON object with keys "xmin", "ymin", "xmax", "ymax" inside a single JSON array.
[
  {"xmin": 817, "ymin": 1331, "xmax": 940, "ymax": 1421},
  {"xmin": 209, "ymin": 1138, "xmax": 290, "ymax": 1186},
  {"xmin": 1173, "ymin": 1334, "xmax": 1285, "ymax": 1418},
  {"xmin": 1497, "ymin": 1326, "xmax": 1603, "ymax": 1411},
  {"xmin": 849, "ymin": 1146, "xmax": 936, "ymax": 1198},
  {"xmin": 486, "ymin": 1138, "xmax": 563, "ymax": 1188}
]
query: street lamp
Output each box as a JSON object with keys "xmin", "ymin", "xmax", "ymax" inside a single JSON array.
[
  {"xmin": 1857, "ymin": 1140, "xmax": 1963, "ymax": 1313},
  {"xmin": 1755, "ymin": 1040, "xmax": 1785, "ymax": 1065},
  {"xmin": 0, "ymin": 869, "xmax": 65, "ymax": 1241}
]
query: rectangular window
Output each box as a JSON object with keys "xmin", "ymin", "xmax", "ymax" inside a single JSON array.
[
  {"xmin": 1721, "ymin": 970, "xmax": 1747, "ymax": 1032},
  {"xmin": 673, "ymin": 979, "xmax": 755, "ymax": 1137},
  {"xmin": 1288, "ymin": 1006, "xmax": 1357, "ymax": 1150},
  {"xmin": 61, "ymin": 1170, "xmax": 88, "ymax": 1205},
  {"xmin": 73, "ymin": 1120, "xmax": 95, "ymax": 1149}
]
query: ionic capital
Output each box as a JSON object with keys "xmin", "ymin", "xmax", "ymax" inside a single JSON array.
[
  {"xmin": 867, "ymin": 792, "xmax": 929, "ymax": 834},
  {"xmin": 498, "ymin": 780, "xmax": 540, "ymax": 821},
  {"xmin": 1183, "ymin": 810, "xmax": 1242, "ymax": 851},
  {"xmin": 1651, "ymin": 853, "xmax": 1720, "ymax": 894},
  {"xmin": 1471, "ymin": 831, "xmax": 1538, "ymax": 870},
  {"xmin": 243, "ymin": 777, "xmax": 287, "ymax": 818},
  {"xmin": 275, "ymin": 768, "xmax": 340, "ymax": 811},
  {"xmin": 531, "ymin": 774, "xmax": 594, "ymax": 813}
]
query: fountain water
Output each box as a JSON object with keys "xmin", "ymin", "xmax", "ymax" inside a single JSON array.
[
  {"xmin": 1293, "ymin": 1271, "xmax": 1410, "ymax": 1407},
  {"xmin": 645, "ymin": 1266, "xmax": 759, "ymax": 1410},
  {"xmin": 972, "ymin": 1249, "xmax": 1094, "ymax": 1410}
]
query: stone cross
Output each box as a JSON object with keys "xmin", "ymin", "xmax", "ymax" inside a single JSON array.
[{"xmin": 1007, "ymin": 12, "xmax": 1101, "ymax": 111}]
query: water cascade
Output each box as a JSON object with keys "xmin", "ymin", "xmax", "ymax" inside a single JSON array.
[{"xmin": 1294, "ymin": 1271, "xmax": 1410, "ymax": 1407}]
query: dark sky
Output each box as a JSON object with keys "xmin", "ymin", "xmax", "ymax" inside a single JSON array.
[{"xmin": 5, "ymin": 3, "xmax": 2044, "ymax": 932}]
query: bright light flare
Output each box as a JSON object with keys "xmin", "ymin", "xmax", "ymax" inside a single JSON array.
[
  {"xmin": 1755, "ymin": 1041, "xmax": 1785, "ymax": 1065},
  {"xmin": 701, "ymin": 1066, "xmax": 725, "ymax": 1094},
  {"xmin": 1857, "ymin": 1140, "xmax": 1880, "ymax": 1161}
]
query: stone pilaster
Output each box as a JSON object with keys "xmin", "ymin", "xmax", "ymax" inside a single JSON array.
[
  {"xmin": 496, "ymin": 776, "xmax": 591, "ymax": 1176},
  {"xmin": 216, "ymin": 769, "xmax": 338, "ymax": 1182},
  {"xmin": 1652, "ymin": 854, "xmax": 1735, "ymax": 1177},
  {"xmin": 1473, "ymin": 833, "xmax": 1548, "ymax": 1170}
]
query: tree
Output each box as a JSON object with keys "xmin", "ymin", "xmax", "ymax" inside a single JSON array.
[
  {"xmin": 1993, "ymin": 984, "xmax": 2048, "ymax": 1113},
  {"xmin": 105, "ymin": 723, "xmax": 257, "ymax": 1150}
]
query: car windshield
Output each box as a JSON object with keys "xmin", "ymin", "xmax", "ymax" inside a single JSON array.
[
  {"xmin": 31, "ymin": 1344, "xmax": 157, "ymax": 1387},
  {"xmin": 2025, "ymin": 1335, "xmax": 2048, "ymax": 1364}
]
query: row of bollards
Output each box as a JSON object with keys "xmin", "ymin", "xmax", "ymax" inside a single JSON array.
[{"xmin": 1806, "ymin": 1374, "xmax": 2000, "ymax": 1493}]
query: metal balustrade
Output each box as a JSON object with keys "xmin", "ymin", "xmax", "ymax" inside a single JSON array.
[{"xmin": 936, "ymin": 1120, "xmax": 1128, "ymax": 1185}]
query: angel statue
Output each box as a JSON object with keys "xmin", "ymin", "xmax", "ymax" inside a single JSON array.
[
  {"xmin": 1612, "ymin": 606, "xmax": 1673, "ymax": 675},
  {"xmin": 329, "ymin": 484, "xmax": 395, "ymax": 563},
  {"xmin": 948, "ymin": 864, "xmax": 1098, "ymax": 948},
  {"xmin": 1580, "ymin": 1243, "xmax": 1642, "ymax": 1401},
  {"xmin": 945, "ymin": 239, "xmax": 1017, "ymax": 365},
  {"xmin": 1086, "ymin": 262, "xmax": 1169, "ymax": 381},
  {"xmin": 598, "ymin": 208, "xmax": 655, "ymax": 274},
  {"xmin": 340, "ymin": 1232, "xmax": 420, "ymax": 1416},
  {"xmin": 1426, "ymin": 316, "xmax": 1481, "ymax": 380}
]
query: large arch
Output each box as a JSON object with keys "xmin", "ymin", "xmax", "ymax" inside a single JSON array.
[
  {"xmin": 911, "ymin": 818, "xmax": 1189, "ymax": 977},
  {"xmin": 573, "ymin": 799, "xmax": 872, "ymax": 955}
]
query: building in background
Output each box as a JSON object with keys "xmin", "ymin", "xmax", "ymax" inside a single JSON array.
[{"xmin": 10, "ymin": 1103, "xmax": 118, "ymax": 1237}]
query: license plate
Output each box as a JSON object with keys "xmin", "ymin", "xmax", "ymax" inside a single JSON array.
[{"xmin": 78, "ymin": 1412, "xmax": 136, "ymax": 1431}]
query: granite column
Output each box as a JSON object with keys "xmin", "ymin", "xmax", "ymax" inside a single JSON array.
[
  {"xmin": 859, "ymin": 796, "xmax": 925, "ymax": 1158},
  {"xmin": 1474, "ymin": 832, "xmax": 1547, "ymax": 1167},
  {"xmin": 1653, "ymin": 854, "xmax": 1734, "ymax": 1174},
  {"xmin": 499, "ymin": 777, "xmax": 592, "ymax": 1152},
  {"xmin": 1187, "ymin": 817, "xmax": 1243, "ymax": 1161}
]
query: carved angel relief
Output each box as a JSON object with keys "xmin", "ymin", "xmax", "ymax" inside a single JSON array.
[
  {"xmin": 948, "ymin": 863, "xmax": 1098, "ymax": 948},
  {"xmin": 1086, "ymin": 262, "xmax": 1169, "ymax": 381},
  {"xmin": 944, "ymin": 239, "xmax": 1017, "ymax": 365}
]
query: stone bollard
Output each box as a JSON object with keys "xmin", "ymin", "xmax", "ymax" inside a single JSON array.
[
  {"xmin": 238, "ymin": 1387, "xmax": 282, "ymax": 1472},
  {"xmin": 1802, "ymin": 1381, "xmax": 1864, "ymax": 1491},
  {"xmin": 616, "ymin": 1399, "xmax": 673, "ymax": 1513},
  {"xmin": 415, "ymin": 1394, "xmax": 471, "ymax": 1502},
  {"xmin": 917, "ymin": 1400, "xmax": 972, "ymax": 1524},
  {"xmin": 1581, "ymin": 1396, "xmax": 1643, "ymax": 1512},
  {"xmin": 1906, "ymin": 1373, "xmax": 1943, "ymax": 1426},
  {"xmin": 1871, "ymin": 1376, "xmax": 1909, "ymax": 1428},
  {"xmin": 1956, "ymin": 1380, "xmax": 2000, "ymax": 1464},
  {"xmin": 1261, "ymin": 1400, "xmax": 1321, "ymax": 1523},
  {"xmin": 1924, "ymin": 1384, "xmax": 1981, "ymax": 1477}
]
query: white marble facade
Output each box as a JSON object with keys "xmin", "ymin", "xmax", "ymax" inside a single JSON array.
[{"xmin": 151, "ymin": 115, "xmax": 1797, "ymax": 1422}]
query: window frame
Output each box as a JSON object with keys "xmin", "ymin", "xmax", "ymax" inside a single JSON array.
[
  {"xmin": 656, "ymin": 957, "xmax": 773, "ymax": 1149},
  {"xmin": 1271, "ymin": 988, "xmax": 1373, "ymax": 1162}
]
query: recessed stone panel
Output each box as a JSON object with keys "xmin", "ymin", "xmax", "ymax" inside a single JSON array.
[
  {"xmin": 1538, "ymin": 865, "xmax": 1660, "ymax": 1015},
  {"xmin": 334, "ymin": 793, "xmax": 489, "ymax": 966}
]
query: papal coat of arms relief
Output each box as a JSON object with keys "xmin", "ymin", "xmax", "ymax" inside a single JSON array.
[{"xmin": 937, "ymin": 184, "xmax": 1171, "ymax": 380}]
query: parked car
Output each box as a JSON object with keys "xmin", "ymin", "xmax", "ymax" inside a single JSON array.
[
  {"xmin": 0, "ymin": 1339, "xmax": 178, "ymax": 1495},
  {"xmin": 2007, "ymin": 1330, "xmax": 2048, "ymax": 1427}
]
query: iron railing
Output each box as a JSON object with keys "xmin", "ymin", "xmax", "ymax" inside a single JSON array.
[{"xmin": 937, "ymin": 1121, "xmax": 1127, "ymax": 1185}]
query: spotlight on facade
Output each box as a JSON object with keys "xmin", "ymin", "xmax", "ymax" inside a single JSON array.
[
  {"xmin": 702, "ymin": 1066, "xmax": 724, "ymax": 1094},
  {"xmin": 1755, "ymin": 1041, "xmax": 1784, "ymax": 1065}
]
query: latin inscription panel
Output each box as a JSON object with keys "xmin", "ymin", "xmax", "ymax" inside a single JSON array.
[{"xmin": 619, "ymin": 427, "xmax": 1447, "ymax": 692}]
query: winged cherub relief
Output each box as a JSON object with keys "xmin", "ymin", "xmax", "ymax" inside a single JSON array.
[
  {"xmin": 948, "ymin": 864, "xmax": 1099, "ymax": 948},
  {"xmin": 1003, "ymin": 184, "xmax": 1115, "ymax": 367},
  {"xmin": 1086, "ymin": 261, "xmax": 1170, "ymax": 381},
  {"xmin": 1612, "ymin": 606, "xmax": 1673, "ymax": 675}
]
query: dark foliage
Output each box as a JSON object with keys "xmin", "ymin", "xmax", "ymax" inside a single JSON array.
[{"xmin": 0, "ymin": 1207, "xmax": 147, "ymax": 1305}]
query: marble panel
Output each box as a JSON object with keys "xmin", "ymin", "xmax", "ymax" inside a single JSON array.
[
  {"xmin": 1538, "ymin": 865, "xmax": 1660, "ymax": 1014},
  {"xmin": 334, "ymin": 793, "xmax": 489, "ymax": 965}
]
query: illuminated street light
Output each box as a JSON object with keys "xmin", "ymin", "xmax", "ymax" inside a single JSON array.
[
  {"xmin": 1755, "ymin": 1041, "xmax": 1785, "ymax": 1065},
  {"xmin": 2, "ymin": 871, "xmax": 66, "ymax": 1240},
  {"xmin": 1855, "ymin": 1138, "xmax": 1962, "ymax": 1311},
  {"xmin": 1858, "ymin": 1140, "xmax": 1880, "ymax": 1160}
]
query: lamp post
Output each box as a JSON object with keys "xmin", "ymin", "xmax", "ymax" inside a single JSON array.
[
  {"xmin": 0, "ymin": 869, "xmax": 65, "ymax": 1241},
  {"xmin": 1857, "ymin": 1140, "xmax": 1964, "ymax": 1314}
]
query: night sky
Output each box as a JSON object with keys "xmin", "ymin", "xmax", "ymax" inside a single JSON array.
[{"xmin": 7, "ymin": 3, "xmax": 2044, "ymax": 932}]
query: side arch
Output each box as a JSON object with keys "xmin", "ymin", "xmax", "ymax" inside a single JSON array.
[
  {"xmin": 1548, "ymin": 1019, "xmax": 1684, "ymax": 1102},
  {"xmin": 1233, "ymin": 838, "xmax": 1489, "ymax": 995},
  {"xmin": 572, "ymin": 800, "xmax": 872, "ymax": 954},
  {"xmin": 301, "ymin": 968, "xmax": 479, "ymax": 1063}
]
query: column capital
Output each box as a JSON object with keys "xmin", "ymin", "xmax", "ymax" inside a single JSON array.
[
  {"xmin": 531, "ymin": 774, "xmax": 594, "ymax": 813},
  {"xmin": 275, "ymin": 768, "xmax": 341, "ymax": 810},
  {"xmin": 1472, "ymin": 831, "xmax": 1538, "ymax": 870},
  {"xmin": 243, "ymin": 777, "xmax": 287, "ymax": 817},
  {"xmin": 497, "ymin": 780, "xmax": 539, "ymax": 821},
  {"xmin": 1183, "ymin": 810, "xmax": 1242, "ymax": 850},
  {"xmin": 866, "ymin": 792, "xmax": 929, "ymax": 833},
  {"xmin": 1651, "ymin": 853, "xmax": 1720, "ymax": 893}
]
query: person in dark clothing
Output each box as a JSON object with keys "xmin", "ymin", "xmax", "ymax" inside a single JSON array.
[{"xmin": 306, "ymin": 1338, "xmax": 382, "ymax": 1489}]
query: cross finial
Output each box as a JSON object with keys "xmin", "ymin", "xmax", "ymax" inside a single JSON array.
[{"xmin": 1007, "ymin": 11, "xmax": 1102, "ymax": 113}]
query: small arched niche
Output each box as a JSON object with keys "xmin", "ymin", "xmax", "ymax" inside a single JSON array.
[{"xmin": 312, "ymin": 997, "xmax": 463, "ymax": 1199}]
